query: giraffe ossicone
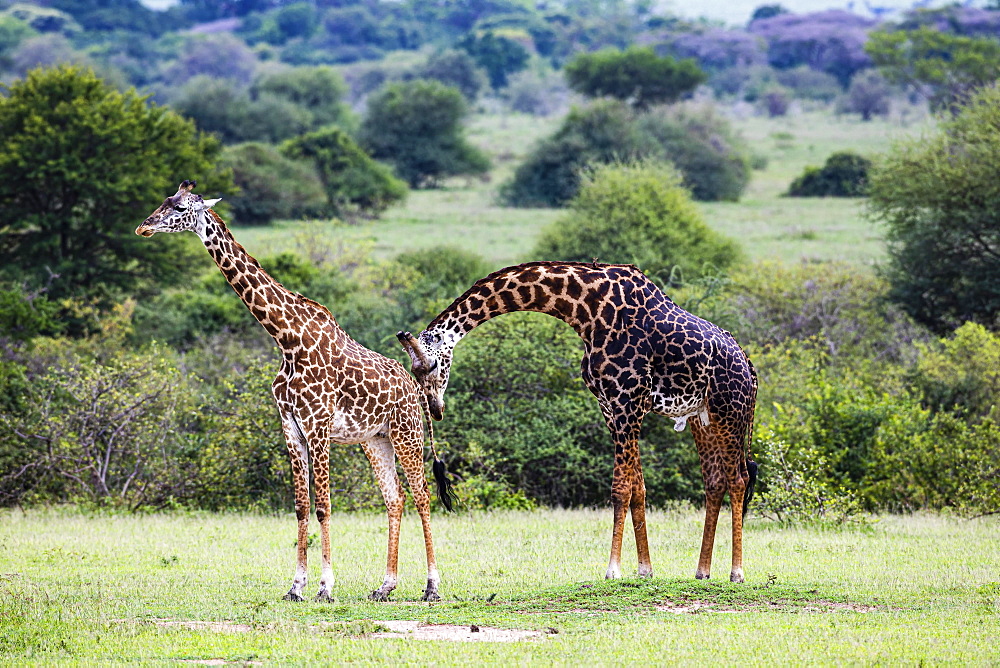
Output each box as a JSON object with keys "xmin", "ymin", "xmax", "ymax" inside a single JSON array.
[
  {"xmin": 402, "ymin": 261, "xmax": 758, "ymax": 583},
  {"xmin": 137, "ymin": 181, "xmax": 454, "ymax": 602}
]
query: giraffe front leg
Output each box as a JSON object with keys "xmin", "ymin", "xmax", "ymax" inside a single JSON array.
[
  {"xmin": 395, "ymin": 432, "xmax": 442, "ymax": 602},
  {"xmin": 312, "ymin": 440, "xmax": 335, "ymax": 602},
  {"xmin": 278, "ymin": 411, "xmax": 312, "ymax": 602},
  {"xmin": 630, "ymin": 464, "xmax": 653, "ymax": 578},
  {"xmin": 606, "ymin": 445, "xmax": 634, "ymax": 580}
]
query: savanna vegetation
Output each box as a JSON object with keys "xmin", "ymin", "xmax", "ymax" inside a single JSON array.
[{"xmin": 1, "ymin": 0, "xmax": 999, "ymax": 662}]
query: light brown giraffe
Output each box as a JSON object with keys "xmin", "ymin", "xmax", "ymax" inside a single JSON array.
[
  {"xmin": 136, "ymin": 181, "xmax": 454, "ymax": 602},
  {"xmin": 399, "ymin": 261, "xmax": 758, "ymax": 582}
]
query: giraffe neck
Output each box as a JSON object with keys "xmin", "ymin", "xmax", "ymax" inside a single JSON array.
[
  {"xmin": 196, "ymin": 209, "xmax": 317, "ymax": 341},
  {"xmin": 425, "ymin": 261, "xmax": 638, "ymax": 350}
]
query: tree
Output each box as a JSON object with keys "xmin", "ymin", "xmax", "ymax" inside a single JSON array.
[
  {"xmin": 457, "ymin": 30, "xmax": 530, "ymax": 89},
  {"xmin": 748, "ymin": 10, "xmax": 874, "ymax": 87},
  {"xmin": 839, "ymin": 68, "xmax": 891, "ymax": 121},
  {"xmin": 250, "ymin": 65, "xmax": 353, "ymax": 129},
  {"xmin": 359, "ymin": 79, "xmax": 490, "ymax": 188},
  {"xmin": 866, "ymin": 84, "xmax": 1000, "ymax": 333},
  {"xmin": 280, "ymin": 127, "xmax": 407, "ymax": 219},
  {"xmin": 413, "ymin": 49, "xmax": 488, "ymax": 101},
  {"xmin": 533, "ymin": 161, "xmax": 743, "ymax": 285},
  {"xmin": 866, "ymin": 27, "xmax": 1000, "ymax": 113},
  {"xmin": 563, "ymin": 46, "xmax": 706, "ymax": 109},
  {"xmin": 0, "ymin": 66, "xmax": 234, "ymax": 302}
]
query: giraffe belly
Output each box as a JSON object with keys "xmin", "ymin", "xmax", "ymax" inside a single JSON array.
[{"xmin": 650, "ymin": 391, "xmax": 709, "ymax": 431}]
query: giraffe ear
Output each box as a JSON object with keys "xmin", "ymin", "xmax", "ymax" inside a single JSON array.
[{"xmin": 202, "ymin": 198, "xmax": 222, "ymax": 209}]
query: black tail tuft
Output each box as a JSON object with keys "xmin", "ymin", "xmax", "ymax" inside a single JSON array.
[
  {"xmin": 743, "ymin": 459, "xmax": 758, "ymax": 518},
  {"xmin": 433, "ymin": 457, "xmax": 457, "ymax": 512}
]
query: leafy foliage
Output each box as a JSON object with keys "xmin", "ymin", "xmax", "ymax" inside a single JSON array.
[
  {"xmin": 457, "ymin": 30, "xmax": 530, "ymax": 89},
  {"xmin": 0, "ymin": 66, "xmax": 233, "ymax": 302},
  {"xmin": 748, "ymin": 9, "xmax": 874, "ymax": 86},
  {"xmin": 866, "ymin": 27, "xmax": 1000, "ymax": 113},
  {"xmin": 563, "ymin": 46, "xmax": 706, "ymax": 109},
  {"xmin": 220, "ymin": 142, "xmax": 327, "ymax": 225},
  {"xmin": 280, "ymin": 126, "xmax": 407, "ymax": 220},
  {"xmin": 501, "ymin": 100, "xmax": 751, "ymax": 207},
  {"xmin": 840, "ymin": 69, "xmax": 891, "ymax": 121},
  {"xmin": 867, "ymin": 84, "xmax": 1000, "ymax": 333},
  {"xmin": 786, "ymin": 151, "xmax": 871, "ymax": 197},
  {"xmin": 533, "ymin": 162, "xmax": 743, "ymax": 285},
  {"xmin": 359, "ymin": 79, "xmax": 490, "ymax": 188}
]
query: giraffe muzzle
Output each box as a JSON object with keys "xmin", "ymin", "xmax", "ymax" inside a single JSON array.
[{"xmin": 135, "ymin": 223, "xmax": 155, "ymax": 237}]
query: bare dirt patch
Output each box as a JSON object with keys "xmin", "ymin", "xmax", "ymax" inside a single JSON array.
[{"xmin": 370, "ymin": 620, "xmax": 551, "ymax": 642}]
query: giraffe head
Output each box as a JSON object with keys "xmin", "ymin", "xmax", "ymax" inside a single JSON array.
[
  {"xmin": 136, "ymin": 180, "xmax": 222, "ymax": 237},
  {"xmin": 397, "ymin": 330, "xmax": 453, "ymax": 421}
]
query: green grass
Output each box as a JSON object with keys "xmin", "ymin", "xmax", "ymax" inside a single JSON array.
[
  {"xmin": 2, "ymin": 508, "xmax": 998, "ymax": 663},
  {"xmin": 231, "ymin": 109, "xmax": 932, "ymax": 272}
]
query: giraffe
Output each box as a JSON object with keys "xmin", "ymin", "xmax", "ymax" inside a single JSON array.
[
  {"xmin": 398, "ymin": 261, "xmax": 758, "ymax": 583},
  {"xmin": 136, "ymin": 181, "xmax": 454, "ymax": 602}
]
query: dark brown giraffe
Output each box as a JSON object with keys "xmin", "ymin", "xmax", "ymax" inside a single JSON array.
[
  {"xmin": 136, "ymin": 181, "xmax": 454, "ymax": 602},
  {"xmin": 398, "ymin": 261, "xmax": 757, "ymax": 582}
]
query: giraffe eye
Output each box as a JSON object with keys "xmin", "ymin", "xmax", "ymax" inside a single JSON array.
[{"xmin": 175, "ymin": 205, "xmax": 188, "ymax": 212}]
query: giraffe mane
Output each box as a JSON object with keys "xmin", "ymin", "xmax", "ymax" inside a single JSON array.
[{"xmin": 425, "ymin": 260, "xmax": 643, "ymax": 330}]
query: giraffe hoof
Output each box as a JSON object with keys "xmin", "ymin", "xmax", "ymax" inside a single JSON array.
[
  {"xmin": 282, "ymin": 591, "xmax": 305, "ymax": 602},
  {"xmin": 695, "ymin": 572, "xmax": 710, "ymax": 580},
  {"xmin": 421, "ymin": 589, "xmax": 441, "ymax": 602},
  {"xmin": 314, "ymin": 590, "xmax": 333, "ymax": 603},
  {"xmin": 369, "ymin": 589, "xmax": 392, "ymax": 602},
  {"xmin": 730, "ymin": 572, "xmax": 745, "ymax": 584}
]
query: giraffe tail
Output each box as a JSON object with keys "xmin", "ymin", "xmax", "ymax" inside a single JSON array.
[
  {"xmin": 742, "ymin": 355, "xmax": 759, "ymax": 519},
  {"xmin": 419, "ymin": 390, "xmax": 457, "ymax": 512}
]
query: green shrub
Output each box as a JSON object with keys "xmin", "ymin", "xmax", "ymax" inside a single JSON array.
[
  {"xmin": 636, "ymin": 104, "xmax": 751, "ymax": 202},
  {"xmin": 191, "ymin": 360, "xmax": 382, "ymax": 512},
  {"xmin": 499, "ymin": 100, "xmax": 645, "ymax": 208},
  {"xmin": 786, "ymin": 151, "xmax": 872, "ymax": 197},
  {"xmin": 501, "ymin": 100, "xmax": 751, "ymax": 207},
  {"xmin": 437, "ymin": 312, "xmax": 702, "ymax": 508},
  {"xmin": 220, "ymin": 142, "xmax": 327, "ymax": 224},
  {"xmin": 911, "ymin": 322, "xmax": 1000, "ymax": 420},
  {"xmin": 533, "ymin": 161, "xmax": 742, "ymax": 286},
  {"xmin": 564, "ymin": 46, "xmax": 706, "ymax": 109},
  {"xmin": 359, "ymin": 79, "xmax": 490, "ymax": 188},
  {"xmin": 280, "ymin": 126, "xmax": 407, "ymax": 220}
]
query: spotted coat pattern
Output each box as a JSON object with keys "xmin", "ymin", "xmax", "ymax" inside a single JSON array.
[
  {"xmin": 137, "ymin": 182, "xmax": 445, "ymax": 602},
  {"xmin": 399, "ymin": 261, "xmax": 758, "ymax": 583}
]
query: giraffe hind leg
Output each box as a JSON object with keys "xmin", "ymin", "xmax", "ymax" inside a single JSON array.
[{"xmin": 362, "ymin": 435, "xmax": 405, "ymax": 601}]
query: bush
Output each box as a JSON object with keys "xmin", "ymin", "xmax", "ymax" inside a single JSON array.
[
  {"xmin": 280, "ymin": 126, "xmax": 407, "ymax": 220},
  {"xmin": 501, "ymin": 100, "xmax": 751, "ymax": 207},
  {"xmin": 220, "ymin": 142, "xmax": 327, "ymax": 225},
  {"xmin": 786, "ymin": 151, "xmax": 871, "ymax": 197},
  {"xmin": 437, "ymin": 313, "xmax": 701, "ymax": 507},
  {"xmin": 911, "ymin": 322, "xmax": 1000, "ymax": 420},
  {"xmin": 636, "ymin": 104, "xmax": 751, "ymax": 202},
  {"xmin": 867, "ymin": 84, "xmax": 1000, "ymax": 332},
  {"xmin": 250, "ymin": 65, "xmax": 353, "ymax": 130},
  {"xmin": 359, "ymin": 79, "xmax": 490, "ymax": 188},
  {"xmin": 499, "ymin": 100, "xmax": 645, "ymax": 208},
  {"xmin": 0, "ymin": 345, "xmax": 197, "ymax": 509},
  {"xmin": 533, "ymin": 161, "xmax": 743, "ymax": 285},
  {"xmin": 503, "ymin": 69, "xmax": 570, "ymax": 116}
]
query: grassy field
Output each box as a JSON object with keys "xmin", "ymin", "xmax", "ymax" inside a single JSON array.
[
  {"xmin": 2, "ymin": 508, "xmax": 998, "ymax": 663},
  {"xmin": 232, "ymin": 107, "xmax": 932, "ymax": 270}
]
